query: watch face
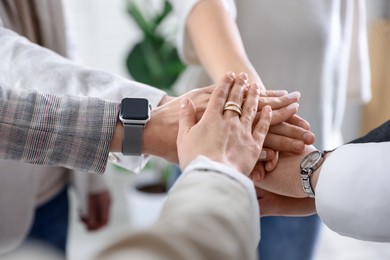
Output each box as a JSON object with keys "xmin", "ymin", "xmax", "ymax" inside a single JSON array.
[
  {"xmin": 120, "ymin": 98, "xmax": 150, "ymax": 120},
  {"xmin": 300, "ymin": 151, "xmax": 322, "ymax": 169}
]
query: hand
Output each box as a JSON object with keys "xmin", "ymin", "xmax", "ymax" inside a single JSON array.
[
  {"xmin": 143, "ymin": 81, "xmax": 305, "ymax": 164},
  {"xmin": 256, "ymin": 188, "xmax": 316, "ymax": 217},
  {"xmin": 252, "ymin": 93, "xmax": 315, "ymax": 179},
  {"xmin": 260, "ymin": 89, "xmax": 311, "ymax": 131},
  {"xmin": 253, "ymin": 145, "xmax": 317, "ymax": 198},
  {"xmin": 259, "ymin": 90, "xmax": 314, "ymax": 154},
  {"xmin": 265, "ymin": 121, "xmax": 315, "ymax": 154},
  {"xmin": 177, "ymin": 72, "xmax": 272, "ymax": 175},
  {"xmin": 143, "ymin": 86, "xmax": 214, "ymax": 163},
  {"xmin": 249, "ymin": 151, "xmax": 279, "ymax": 182},
  {"xmin": 80, "ymin": 191, "xmax": 111, "ymax": 231}
]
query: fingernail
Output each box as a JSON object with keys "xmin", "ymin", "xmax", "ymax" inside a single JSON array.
[
  {"xmin": 259, "ymin": 150, "xmax": 267, "ymax": 160},
  {"xmin": 239, "ymin": 72, "xmax": 248, "ymax": 80},
  {"xmin": 252, "ymin": 83, "xmax": 260, "ymax": 95},
  {"xmin": 287, "ymin": 103, "xmax": 299, "ymax": 110},
  {"xmin": 253, "ymin": 82, "xmax": 260, "ymax": 90},
  {"xmin": 292, "ymin": 140, "xmax": 304, "ymax": 152},
  {"xmin": 303, "ymin": 132, "xmax": 315, "ymax": 144},
  {"xmin": 273, "ymin": 90, "xmax": 288, "ymax": 96},
  {"xmin": 226, "ymin": 71, "xmax": 235, "ymax": 80},
  {"xmin": 286, "ymin": 91, "xmax": 301, "ymax": 100},
  {"xmin": 180, "ymin": 98, "xmax": 189, "ymax": 108},
  {"xmin": 263, "ymin": 106, "xmax": 272, "ymax": 113}
]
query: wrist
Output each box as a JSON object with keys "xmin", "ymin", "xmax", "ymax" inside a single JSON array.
[
  {"xmin": 310, "ymin": 151, "xmax": 331, "ymax": 192},
  {"xmin": 300, "ymin": 150, "xmax": 331, "ymax": 198},
  {"xmin": 158, "ymin": 95, "xmax": 173, "ymax": 106},
  {"xmin": 109, "ymin": 120, "xmax": 123, "ymax": 153},
  {"xmin": 142, "ymin": 106, "xmax": 179, "ymax": 163}
]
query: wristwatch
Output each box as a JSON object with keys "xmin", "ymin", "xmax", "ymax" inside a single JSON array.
[
  {"xmin": 300, "ymin": 150, "xmax": 327, "ymax": 198},
  {"xmin": 119, "ymin": 98, "xmax": 151, "ymax": 156}
]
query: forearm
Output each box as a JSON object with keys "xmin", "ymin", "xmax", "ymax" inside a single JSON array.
[
  {"xmin": 187, "ymin": 0, "xmax": 262, "ymax": 85},
  {"xmin": 0, "ymin": 88, "xmax": 119, "ymax": 174},
  {"xmin": 0, "ymin": 26, "xmax": 168, "ymax": 172}
]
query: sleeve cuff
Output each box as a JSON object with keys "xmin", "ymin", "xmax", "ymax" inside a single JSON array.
[
  {"xmin": 171, "ymin": 155, "xmax": 260, "ymax": 243},
  {"xmin": 316, "ymin": 142, "xmax": 390, "ymax": 242}
]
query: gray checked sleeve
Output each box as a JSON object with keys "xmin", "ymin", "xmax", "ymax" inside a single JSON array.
[{"xmin": 0, "ymin": 87, "xmax": 119, "ymax": 174}]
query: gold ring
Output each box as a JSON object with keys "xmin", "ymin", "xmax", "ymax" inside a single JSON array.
[
  {"xmin": 223, "ymin": 101, "xmax": 242, "ymax": 116},
  {"xmin": 224, "ymin": 106, "xmax": 242, "ymax": 116},
  {"xmin": 224, "ymin": 101, "xmax": 242, "ymax": 112}
]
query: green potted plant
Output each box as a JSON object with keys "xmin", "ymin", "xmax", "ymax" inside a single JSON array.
[
  {"xmin": 124, "ymin": 0, "xmax": 184, "ymax": 228},
  {"xmin": 126, "ymin": 0, "xmax": 185, "ymax": 93}
]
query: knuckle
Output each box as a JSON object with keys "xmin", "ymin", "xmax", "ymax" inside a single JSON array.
[
  {"xmin": 257, "ymin": 124, "xmax": 269, "ymax": 135},
  {"xmin": 215, "ymin": 87, "xmax": 228, "ymax": 99}
]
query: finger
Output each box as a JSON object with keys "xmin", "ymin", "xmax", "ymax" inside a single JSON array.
[
  {"xmin": 246, "ymin": 82, "xmax": 263, "ymax": 97},
  {"xmin": 206, "ymin": 72, "xmax": 236, "ymax": 115},
  {"xmin": 263, "ymin": 133, "xmax": 305, "ymax": 154},
  {"xmin": 252, "ymin": 105, "xmax": 272, "ymax": 145},
  {"xmin": 198, "ymin": 85, "xmax": 215, "ymax": 94},
  {"xmin": 265, "ymin": 151, "xmax": 279, "ymax": 171},
  {"xmin": 257, "ymin": 81, "xmax": 266, "ymax": 94},
  {"xmin": 269, "ymin": 122, "xmax": 315, "ymax": 145},
  {"xmin": 261, "ymin": 89, "xmax": 288, "ymax": 97},
  {"xmin": 286, "ymin": 114, "xmax": 311, "ymax": 130},
  {"xmin": 269, "ymin": 103, "xmax": 299, "ymax": 125},
  {"xmin": 250, "ymin": 162, "xmax": 266, "ymax": 182},
  {"xmin": 241, "ymin": 82, "xmax": 260, "ymax": 127},
  {"xmin": 258, "ymin": 91, "xmax": 301, "ymax": 110},
  {"xmin": 258, "ymin": 148, "xmax": 276, "ymax": 161},
  {"xmin": 223, "ymin": 72, "xmax": 247, "ymax": 118},
  {"xmin": 253, "ymin": 102, "xmax": 299, "ymax": 126},
  {"xmin": 178, "ymin": 98, "xmax": 196, "ymax": 139}
]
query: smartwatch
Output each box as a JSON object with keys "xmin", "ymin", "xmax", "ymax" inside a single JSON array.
[
  {"xmin": 300, "ymin": 150, "xmax": 328, "ymax": 198},
  {"xmin": 119, "ymin": 98, "xmax": 151, "ymax": 156}
]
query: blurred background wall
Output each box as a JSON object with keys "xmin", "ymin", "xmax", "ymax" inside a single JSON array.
[
  {"xmin": 56, "ymin": 0, "xmax": 390, "ymax": 259},
  {"xmin": 2, "ymin": 1, "xmax": 389, "ymax": 260}
]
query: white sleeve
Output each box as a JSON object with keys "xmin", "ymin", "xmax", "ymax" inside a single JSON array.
[
  {"xmin": 168, "ymin": 0, "xmax": 237, "ymax": 64},
  {"xmin": 315, "ymin": 142, "xmax": 390, "ymax": 242},
  {"xmin": 0, "ymin": 27, "xmax": 165, "ymax": 105},
  {"xmin": 0, "ymin": 26, "xmax": 166, "ymax": 172}
]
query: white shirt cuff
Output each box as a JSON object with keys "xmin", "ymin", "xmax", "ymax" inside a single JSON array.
[{"xmin": 316, "ymin": 142, "xmax": 390, "ymax": 242}]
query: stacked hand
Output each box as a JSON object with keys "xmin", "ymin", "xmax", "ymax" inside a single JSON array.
[
  {"xmin": 177, "ymin": 72, "xmax": 272, "ymax": 174},
  {"xmin": 146, "ymin": 73, "xmax": 315, "ymax": 165},
  {"xmin": 147, "ymin": 71, "xmax": 320, "ymax": 217}
]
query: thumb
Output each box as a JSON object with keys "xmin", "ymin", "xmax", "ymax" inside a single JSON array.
[{"xmin": 178, "ymin": 97, "xmax": 196, "ymax": 139}]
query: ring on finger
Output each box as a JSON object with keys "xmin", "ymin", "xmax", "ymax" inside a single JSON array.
[
  {"xmin": 224, "ymin": 101, "xmax": 242, "ymax": 112},
  {"xmin": 223, "ymin": 101, "xmax": 242, "ymax": 116}
]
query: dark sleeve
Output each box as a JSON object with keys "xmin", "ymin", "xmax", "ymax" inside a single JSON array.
[{"xmin": 348, "ymin": 120, "xmax": 390, "ymax": 144}]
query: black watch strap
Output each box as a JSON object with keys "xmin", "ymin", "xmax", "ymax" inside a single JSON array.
[{"xmin": 122, "ymin": 124, "xmax": 143, "ymax": 156}]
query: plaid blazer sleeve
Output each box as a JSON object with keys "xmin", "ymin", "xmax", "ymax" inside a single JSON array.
[
  {"xmin": 0, "ymin": 25, "xmax": 166, "ymax": 173},
  {"xmin": 0, "ymin": 87, "xmax": 119, "ymax": 174}
]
